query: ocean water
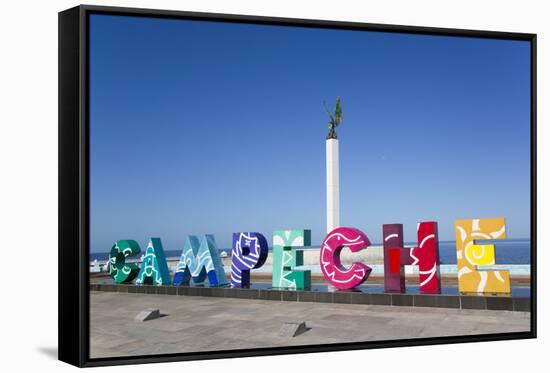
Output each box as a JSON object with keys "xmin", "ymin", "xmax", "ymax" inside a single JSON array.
[{"xmin": 90, "ymin": 238, "xmax": 531, "ymax": 264}]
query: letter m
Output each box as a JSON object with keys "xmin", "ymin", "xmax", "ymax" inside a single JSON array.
[{"xmin": 173, "ymin": 235, "xmax": 229, "ymax": 287}]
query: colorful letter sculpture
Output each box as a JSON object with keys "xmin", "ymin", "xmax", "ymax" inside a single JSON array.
[
  {"xmin": 136, "ymin": 238, "xmax": 172, "ymax": 286},
  {"xmin": 109, "ymin": 240, "xmax": 141, "ymax": 283},
  {"xmin": 455, "ymin": 218, "xmax": 510, "ymax": 294},
  {"xmin": 272, "ymin": 230, "xmax": 312, "ymax": 290},
  {"xmin": 231, "ymin": 232, "xmax": 269, "ymax": 288},
  {"xmin": 320, "ymin": 227, "xmax": 372, "ymax": 290},
  {"xmin": 173, "ymin": 235, "xmax": 229, "ymax": 287},
  {"xmin": 383, "ymin": 224, "xmax": 407, "ymax": 293},
  {"xmin": 382, "ymin": 222, "xmax": 441, "ymax": 294}
]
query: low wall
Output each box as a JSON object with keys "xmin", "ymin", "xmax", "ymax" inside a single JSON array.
[{"xmin": 90, "ymin": 283, "xmax": 531, "ymax": 312}]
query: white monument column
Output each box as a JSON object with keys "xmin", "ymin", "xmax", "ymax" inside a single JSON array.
[{"xmin": 326, "ymin": 138, "xmax": 340, "ymax": 233}]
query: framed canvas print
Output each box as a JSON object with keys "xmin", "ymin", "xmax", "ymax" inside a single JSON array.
[{"xmin": 58, "ymin": 4, "xmax": 537, "ymax": 367}]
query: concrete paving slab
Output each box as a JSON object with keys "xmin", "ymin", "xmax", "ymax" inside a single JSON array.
[{"xmin": 90, "ymin": 291, "xmax": 530, "ymax": 358}]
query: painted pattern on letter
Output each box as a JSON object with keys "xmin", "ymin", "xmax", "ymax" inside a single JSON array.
[
  {"xmin": 109, "ymin": 240, "xmax": 141, "ymax": 283},
  {"xmin": 455, "ymin": 218, "xmax": 510, "ymax": 294},
  {"xmin": 136, "ymin": 238, "xmax": 171, "ymax": 286},
  {"xmin": 231, "ymin": 232, "xmax": 268, "ymax": 288},
  {"xmin": 320, "ymin": 227, "xmax": 372, "ymax": 290},
  {"xmin": 272, "ymin": 230, "xmax": 311, "ymax": 290}
]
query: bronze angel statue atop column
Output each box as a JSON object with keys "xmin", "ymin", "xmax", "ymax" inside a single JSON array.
[{"xmin": 324, "ymin": 97, "xmax": 343, "ymax": 140}]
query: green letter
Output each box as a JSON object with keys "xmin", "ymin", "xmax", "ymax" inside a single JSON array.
[
  {"xmin": 136, "ymin": 238, "xmax": 172, "ymax": 286},
  {"xmin": 109, "ymin": 240, "xmax": 141, "ymax": 283},
  {"xmin": 272, "ymin": 230, "xmax": 311, "ymax": 290}
]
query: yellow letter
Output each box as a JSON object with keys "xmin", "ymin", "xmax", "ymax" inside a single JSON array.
[{"xmin": 455, "ymin": 218, "xmax": 510, "ymax": 295}]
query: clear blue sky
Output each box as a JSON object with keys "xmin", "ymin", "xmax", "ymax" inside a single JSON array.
[{"xmin": 89, "ymin": 14, "xmax": 531, "ymax": 253}]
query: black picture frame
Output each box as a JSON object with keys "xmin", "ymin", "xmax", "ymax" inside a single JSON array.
[{"xmin": 59, "ymin": 4, "xmax": 537, "ymax": 368}]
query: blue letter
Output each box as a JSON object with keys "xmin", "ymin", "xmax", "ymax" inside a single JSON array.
[{"xmin": 173, "ymin": 235, "xmax": 228, "ymax": 287}]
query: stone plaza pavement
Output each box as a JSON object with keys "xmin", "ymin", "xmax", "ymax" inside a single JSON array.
[{"xmin": 90, "ymin": 291, "xmax": 530, "ymax": 358}]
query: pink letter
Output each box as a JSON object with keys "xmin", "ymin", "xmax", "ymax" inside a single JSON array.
[{"xmin": 320, "ymin": 227, "xmax": 372, "ymax": 290}]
